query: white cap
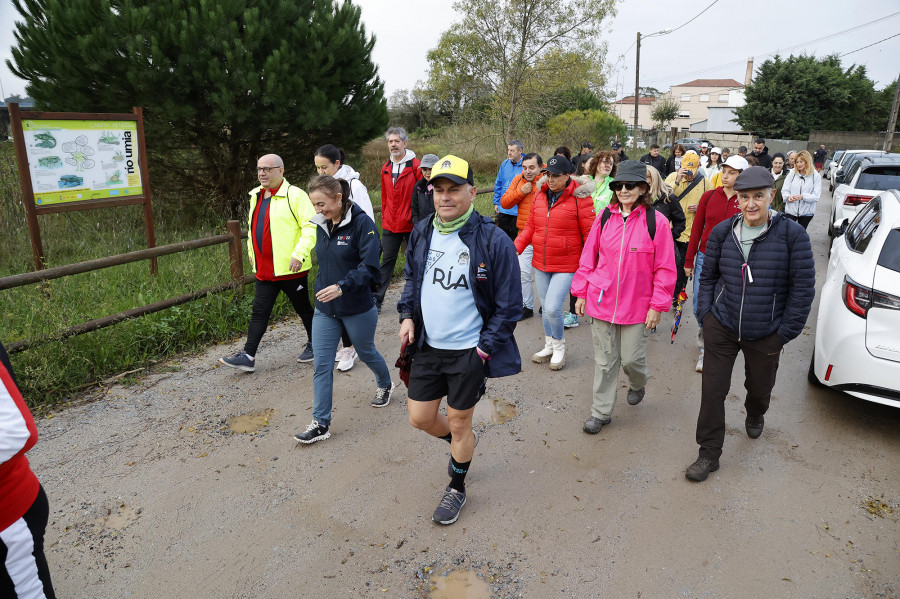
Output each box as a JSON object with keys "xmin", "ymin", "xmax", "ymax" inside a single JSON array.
[
  {"xmin": 700, "ymin": 142, "xmax": 709, "ymax": 148},
  {"xmin": 711, "ymin": 147, "xmax": 722, "ymax": 155},
  {"xmin": 722, "ymin": 155, "xmax": 749, "ymax": 171}
]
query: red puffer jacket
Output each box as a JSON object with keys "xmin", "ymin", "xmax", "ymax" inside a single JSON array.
[{"xmin": 515, "ymin": 175, "xmax": 596, "ymax": 272}]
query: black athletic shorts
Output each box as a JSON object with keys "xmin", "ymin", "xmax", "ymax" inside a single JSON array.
[{"xmin": 407, "ymin": 344, "xmax": 487, "ymax": 411}]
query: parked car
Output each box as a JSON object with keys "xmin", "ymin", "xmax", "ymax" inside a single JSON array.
[
  {"xmin": 822, "ymin": 149, "xmax": 845, "ymax": 179},
  {"xmin": 662, "ymin": 137, "xmax": 707, "ymax": 152},
  {"xmin": 809, "ymin": 189, "xmax": 900, "ymax": 408},
  {"xmin": 830, "ymin": 149, "xmax": 886, "ymax": 191},
  {"xmin": 627, "ymin": 136, "xmax": 647, "ymax": 149},
  {"xmin": 831, "ymin": 154, "xmax": 900, "ymax": 236}
]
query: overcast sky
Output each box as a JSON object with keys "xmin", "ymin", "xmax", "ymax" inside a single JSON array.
[{"xmin": 2, "ymin": 0, "xmax": 898, "ymax": 102}]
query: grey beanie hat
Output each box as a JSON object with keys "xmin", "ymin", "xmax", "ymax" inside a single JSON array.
[
  {"xmin": 612, "ymin": 160, "xmax": 648, "ymax": 183},
  {"xmin": 420, "ymin": 154, "xmax": 440, "ymax": 169}
]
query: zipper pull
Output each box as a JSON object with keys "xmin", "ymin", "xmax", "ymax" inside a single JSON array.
[{"xmin": 743, "ymin": 263, "xmax": 753, "ymax": 284}]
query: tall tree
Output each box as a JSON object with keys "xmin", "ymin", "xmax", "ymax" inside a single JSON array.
[
  {"xmin": 735, "ymin": 54, "xmax": 886, "ymax": 139},
  {"xmin": 425, "ymin": 0, "xmax": 617, "ymax": 138},
  {"xmin": 8, "ymin": 0, "xmax": 388, "ymax": 217},
  {"xmin": 650, "ymin": 97, "xmax": 680, "ymax": 131}
]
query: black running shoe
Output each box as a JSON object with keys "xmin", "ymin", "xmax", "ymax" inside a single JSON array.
[
  {"xmin": 297, "ymin": 342, "xmax": 314, "ymax": 363},
  {"xmin": 293, "ymin": 420, "xmax": 330, "ymax": 444},
  {"xmin": 219, "ymin": 351, "xmax": 255, "ymax": 372},
  {"xmin": 432, "ymin": 486, "xmax": 466, "ymax": 525},
  {"xmin": 371, "ymin": 382, "xmax": 395, "ymax": 408}
]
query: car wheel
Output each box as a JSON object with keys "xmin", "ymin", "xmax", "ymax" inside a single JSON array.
[
  {"xmin": 829, "ymin": 182, "xmax": 834, "ymax": 192},
  {"xmin": 807, "ymin": 352, "xmax": 824, "ymax": 387}
]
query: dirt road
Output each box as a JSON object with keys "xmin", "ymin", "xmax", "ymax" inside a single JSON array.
[{"xmin": 32, "ymin": 185, "xmax": 899, "ymax": 598}]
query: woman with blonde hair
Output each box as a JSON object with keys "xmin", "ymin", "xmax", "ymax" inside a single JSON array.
[
  {"xmin": 781, "ymin": 149, "xmax": 821, "ymax": 229},
  {"xmin": 646, "ymin": 166, "xmax": 686, "ymax": 245}
]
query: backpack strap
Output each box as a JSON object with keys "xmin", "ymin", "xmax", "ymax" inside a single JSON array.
[
  {"xmin": 675, "ymin": 175, "xmax": 703, "ymax": 201},
  {"xmin": 598, "ymin": 205, "xmax": 656, "ymax": 241}
]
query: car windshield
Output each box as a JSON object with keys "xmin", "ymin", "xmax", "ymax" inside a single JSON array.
[
  {"xmin": 833, "ymin": 151, "xmax": 844, "ymax": 162},
  {"xmin": 857, "ymin": 167, "xmax": 900, "ymax": 191}
]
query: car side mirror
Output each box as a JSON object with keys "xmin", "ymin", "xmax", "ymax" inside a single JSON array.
[
  {"xmin": 836, "ymin": 171, "xmax": 845, "ymax": 183},
  {"xmin": 836, "ymin": 219, "xmax": 849, "ymax": 237}
]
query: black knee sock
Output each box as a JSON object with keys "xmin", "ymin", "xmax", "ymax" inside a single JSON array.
[
  {"xmin": 449, "ymin": 456, "xmax": 470, "ymax": 493},
  {"xmin": 439, "ymin": 433, "xmax": 452, "ymax": 443}
]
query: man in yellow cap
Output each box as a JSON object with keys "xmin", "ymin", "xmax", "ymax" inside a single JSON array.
[
  {"xmin": 398, "ymin": 155, "xmax": 522, "ymax": 525},
  {"xmin": 665, "ymin": 151, "xmax": 710, "ymax": 307}
]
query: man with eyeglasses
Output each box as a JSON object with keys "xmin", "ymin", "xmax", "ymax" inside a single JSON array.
[
  {"xmin": 685, "ymin": 167, "xmax": 814, "ymax": 482},
  {"xmin": 219, "ymin": 154, "xmax": 318, "ymax": 372}
]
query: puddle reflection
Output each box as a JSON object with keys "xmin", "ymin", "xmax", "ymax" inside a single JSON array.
[{"xmin": 473, "ymin": 397, "xmax": 517, "ymax": 424}]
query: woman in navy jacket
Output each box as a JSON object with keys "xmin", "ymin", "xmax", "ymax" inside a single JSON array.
[{"xmin": 293, "ymin": 176, "xmax": 394, "ymax": 445}]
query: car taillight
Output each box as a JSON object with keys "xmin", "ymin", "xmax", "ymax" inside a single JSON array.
[
  {"xmin": 842, "ymin": 276, "xmax": 900, "ymax": 318},
  {"xmin": 843, "ymin": 194, "xmax": 873, "ymax": 206}
]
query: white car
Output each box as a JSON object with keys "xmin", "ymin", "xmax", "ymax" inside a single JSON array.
[
  {"xmin": 830, "ymin": 154, "xmax": 900, "ymax": 236},
  {"xmin": 822, "ymin": 150, "xmax": 844, "ymax": 180},
  {"xmin": 830, "ymin": 149, "xmax": 885, "ymax": 191},
  {"xmin": 627, "ymin": 136, "xmax": 647, "ymax": 149},
  {"xmin": 809, "ymin": 189, "xmax": 900, "ymax": 408}
]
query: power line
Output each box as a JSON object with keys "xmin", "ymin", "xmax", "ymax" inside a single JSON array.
[
  {"xmin": 840, "ymin": 32, "xmax": 900, "ymax": 57},
  {"xmin": 633, "ymin": 10, "xmax": 900, "ymax": 86},
  {"xmin": 666, "ymin": 0, "xmax": 720, "ymax": 36}
]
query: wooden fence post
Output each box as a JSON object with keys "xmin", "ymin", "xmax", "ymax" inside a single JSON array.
[{"xmin": 226, "ymin": 220, "xmax": 244, "ymax": 294}]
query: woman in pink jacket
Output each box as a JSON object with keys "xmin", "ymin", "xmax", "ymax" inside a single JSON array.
[{"xmin": 571, "ymin": 161, "xmax": 677, "ymax": 434}]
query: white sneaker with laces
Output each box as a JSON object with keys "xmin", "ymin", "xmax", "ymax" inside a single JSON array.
[{"xmin": 337, "ymin": 347, "xmax": 358, "ymax": 372}]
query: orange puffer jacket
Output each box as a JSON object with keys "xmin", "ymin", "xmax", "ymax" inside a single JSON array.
[
  {"xmin": 514, "ymin": 175, "xmax": 596, "ymax": 273},
  {"xmin": 500, "ymin": 172, "xmax": 540, "ymax": 231}
]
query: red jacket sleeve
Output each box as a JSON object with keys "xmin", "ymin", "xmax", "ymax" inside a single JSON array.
[
  {"xmin": 0, "ymin": 362, "xmax": 40, "ymax": 530},
  {"xmin": 577, "ymin": 196, "xmax": 596, "ymax": 244},
  {"xmin": 685, "ymin": 188, "xmax": 715, "ymax": 266},
  {"xmin": 515, "ymin": 192, "xmax": 540, "ymax": 253}
]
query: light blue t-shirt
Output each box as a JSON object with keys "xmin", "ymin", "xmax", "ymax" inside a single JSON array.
[{"xmin": 421, "ymin": 229, "xmax": 484, "ymax": 350}]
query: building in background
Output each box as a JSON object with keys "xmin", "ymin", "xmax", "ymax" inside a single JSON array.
[
  {"xmin": 658, "ymin": 79, "xmax": 744, "ymax": 133},
  {"xmin": 612, "ymin": 96, "xmax": 655, "ymax": 132}
]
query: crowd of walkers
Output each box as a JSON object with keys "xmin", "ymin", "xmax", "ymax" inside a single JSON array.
[
  {"xmin": 208, "ymin": 128, "xmax": 819, "ymax": 526},
  {"xmin": 1, "ymin": 128, "xmax": 823, "ymax": 599}
]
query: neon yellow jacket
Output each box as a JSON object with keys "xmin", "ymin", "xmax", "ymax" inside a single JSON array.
[{"xmin": 247, "ymin": 178, "xmax": 317, "ymax": 276}]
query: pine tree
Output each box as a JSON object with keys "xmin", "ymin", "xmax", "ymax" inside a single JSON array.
[{"xmin": 8, "ymin": 0, "xmax": 388, "ymax": 217}]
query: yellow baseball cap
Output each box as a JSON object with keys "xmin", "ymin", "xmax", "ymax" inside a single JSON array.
[
  {"xmin": 430, "ymin": 155, "xmax": 474, "ymax": 185},
  {"xmin": 681, "ymin": 151, "xmax": 701, "ymax": 174}
]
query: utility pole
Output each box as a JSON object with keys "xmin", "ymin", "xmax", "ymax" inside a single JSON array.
[
  {"xmin": 633, "ymin": 32, "xmax": 641, "ymax": 155},
  {"xmin": 884, "ymin": 71, "xmax": 900, "ymax": 152}
]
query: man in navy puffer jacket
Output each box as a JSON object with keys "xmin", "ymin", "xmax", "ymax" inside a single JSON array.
[{"xmin": 685, "ymin": 167, "xmax": 815, "ymax": 482}]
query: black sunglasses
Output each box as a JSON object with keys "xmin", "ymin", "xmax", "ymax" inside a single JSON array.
[{"xmin": 609, "ymin": 181, "xmax": 642, "ymax": 192}]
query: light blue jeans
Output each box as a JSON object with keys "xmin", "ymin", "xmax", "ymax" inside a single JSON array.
[
  {"xmin": 312, "ymin": 307, "xmax": 391, "ymax": 427},
  {"xmin": 519, "ymin": 244, "xmax": 534, "ymax": 309},
  {"xmin": 534, "ymin": 269, "xmax": 575, "ymax": 340},
  {"xmin": 692, "ymin": 251, "xmax": 706, "ymax": 317}
]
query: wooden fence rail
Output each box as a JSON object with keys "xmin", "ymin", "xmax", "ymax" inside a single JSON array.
[{"xmin": 2, "ymin": 189, "xmax": 497, "ymax": 353}]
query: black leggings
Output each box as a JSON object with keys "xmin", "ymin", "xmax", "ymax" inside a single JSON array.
[
  {"xmin": 784, "ymin": 213, "xmax": 813, "ymax": 230},
  {"xmin": 673, "ymin": 240, "xmax": 688, "ymax": 302},
  {"xmin": 0, "ymin": 485, "xmax": 56, "ymax": 598},
  {"xmin": 245, "ymin": 276, "xmax": 314, "ymax": 356}
]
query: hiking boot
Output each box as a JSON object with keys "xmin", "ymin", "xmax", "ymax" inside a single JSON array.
[
  {"xmin": 685, "ymin": 457, "xmax": 719, "ymax": 482},
  {"xmin": 532, "ymin": 336, "xmax": 553, "ymax": 363},
  {"xmin": 432, "ymin": 487, "xmax": 467, "ymax": 525},
  {"xmin": 371, "ymin": 381, "xmax": 395, "ymax": 408},
  {"xmin": 447, "ymin": 430, "xmax": 479, "ymax": 477},
  {"xmin": 293, "ymin": 420, "xmax": 330, "ymax": 444},
  {"xmin": 583, "ymin": 416, "xmax": 609, "ymax": 434},
  {"xmin": 549, "ymin": 338, "xmax": 566, "ymax": 371},
  {"xmin": 626, "ymin": 387, "xmax": 645, "ymax": 406},
  {"xmin": 336, "ymin": 347, "xmax": 358, "ymax": 372},
  {"xmin": 521, "ymin": 306, "xmax": 534, "ymax": 319},
  {"xmin": 745, "ymin": 415, "xmax": 765, "ymax": 439},
  {"xmin": 297, "ymin": 342, "xmax": 314, "ymax": 363},
  {"xmin": 563, "ymin": 312, "xmax": 579, "ymax": 328},
  {"xmin": 219, "ymin": 351, "xmax": 255, "ymax": 372}
]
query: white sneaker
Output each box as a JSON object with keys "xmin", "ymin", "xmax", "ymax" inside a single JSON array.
[
  {"xmin": 334, "ymin": 346, "xmax": 343, "ymax": 362},
  {"xmin": 336, "ymin": 347, "xmax": 358, "ymax": 372}
]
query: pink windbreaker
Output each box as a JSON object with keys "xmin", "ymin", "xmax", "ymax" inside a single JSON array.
[{"xmin": 570, "ymin": 203, "xmax": 677, "ymax": 325}]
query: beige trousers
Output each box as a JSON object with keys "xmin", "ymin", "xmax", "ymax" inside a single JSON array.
[{"xmin": 590, "ymin": 319, "xmax": 650, "ymax": 420}]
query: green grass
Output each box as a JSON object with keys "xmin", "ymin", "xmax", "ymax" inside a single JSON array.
[{"xmin": 0, "ymin": 133, "xmax": 498, "ymax": 408}]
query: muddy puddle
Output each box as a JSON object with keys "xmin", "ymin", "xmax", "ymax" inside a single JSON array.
[
  {"xmin": 429, "ymin": 570, "xmax": 491, "ymax": 598},
  {"xmin": 95, "ymin": 504, "xmax": 141, "ymax": 531},
  {"xmin": 473, "ymin": 397, "xmax": 517, "ymax": 425},
  {"xmin": 226, "ymin": 408, "xmax": 274, "ymax": 434}
]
